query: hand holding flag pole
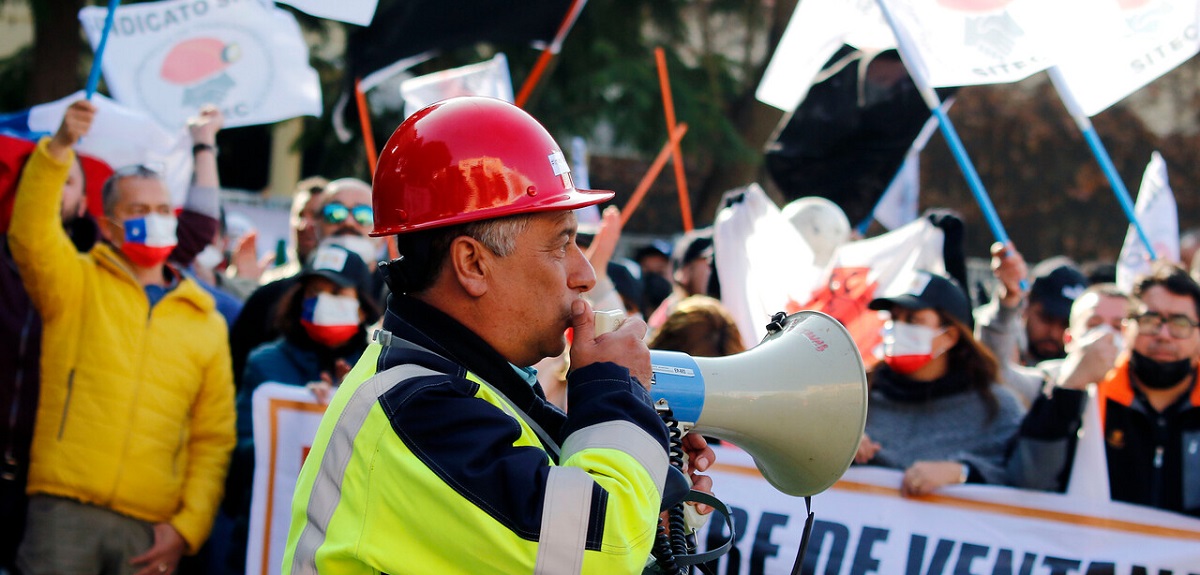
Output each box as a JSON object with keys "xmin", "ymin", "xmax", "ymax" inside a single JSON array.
[
  {"xmin": 1047, "ymin": 67, "xmax": 1156, "ymax": 260},
  {"xmin": 85, "ymin": 0, "xmax": 122, "ymax": 100},
  {"xmin": 874, "ymin": 0, "xmax": 1024, "ymax": 289}
]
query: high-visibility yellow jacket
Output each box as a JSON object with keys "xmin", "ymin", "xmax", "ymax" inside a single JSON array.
[
  {"xmin": 8, "ymin": 140, "xmax": 236, "ymax": 552},
  {"xmin": 283, "ymin": 295, "xmax": 670, "ymax": 574}
]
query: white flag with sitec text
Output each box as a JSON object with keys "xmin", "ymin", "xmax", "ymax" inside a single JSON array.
[
  {"xmin": 877, "ymin": 0, "xmax": 1085, "ymax": 88},
  {"xmin": 1051, "ymin": 0, "xmax": 1200, "ymax": 117},
  {"xmin": 1116, "ymin": 151, "xmax": 1180, "ymax": 292},
  {"xmin": 79, "ymin": 0, "xmax": 323, "ymax": 131}
]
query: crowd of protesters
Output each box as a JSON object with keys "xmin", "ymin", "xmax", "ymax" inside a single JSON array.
[{"xmin": 2, "ymin": 97, "xmax": 1199, "ymax": 575}]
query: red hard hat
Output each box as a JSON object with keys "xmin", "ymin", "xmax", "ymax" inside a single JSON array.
[{"xmin": 371, "ymin": 97, "xmax": 614, "ymax": 236}]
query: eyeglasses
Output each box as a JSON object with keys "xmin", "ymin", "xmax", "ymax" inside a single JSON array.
[
  {"xmin": 322, "ymin": 202, "xmax": 373, "ymax": 227},
  {"xmin": 1129, "ymin": 311, "xmax": 1200, "ymax": 339}
]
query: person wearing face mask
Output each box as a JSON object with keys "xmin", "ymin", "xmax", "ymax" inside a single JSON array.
[
  {"xmin": 7, "ymin": 99, "xmax": 235, "ymax": 575},
  {"xmin": 228, "ymin": 178, "xmax": 389, "ymax": 393},
  {"xmin": 855, "ymin": 271, "xmax": 1026, "ymax": 497},
  {"xmin": 220, "ymin": 243, "xmax": 380, "ymax": 574},
  {"xmin": 1010, "ymin": 262, "xmax": 1200, "ymax": 518}
]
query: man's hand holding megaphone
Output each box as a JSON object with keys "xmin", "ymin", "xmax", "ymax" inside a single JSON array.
[
  {"xmin": 569, "ymin": 298, "xmax": 652, "ymax": 387},
  {"xmin": 568, "ymin": 299, "xmax": 716, "ymax": 516}
]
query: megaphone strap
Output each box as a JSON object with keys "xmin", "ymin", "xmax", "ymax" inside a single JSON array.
[{"xmin": 668, "ymin": 490, "xmax": 736, "ymax": 567}]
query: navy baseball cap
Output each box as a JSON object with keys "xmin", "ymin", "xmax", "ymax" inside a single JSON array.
[
  {"xmin": 869, "ymin": 270, "xmax": 974, "ymax": 329},
  {"xmin": 300, "ymin": 243, "xmax": 371, "ymax": 291},
  {"xmin": 1029, "ymin": 259, "xmax": 1087, "ymax": 320}
]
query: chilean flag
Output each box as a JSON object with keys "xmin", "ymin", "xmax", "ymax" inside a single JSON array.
[
  {"xmin": 0, "ymin": 133, "xmax": 113, "ymax": 234},
  {"xmin": 0, "ymin": 91, "xmax": 192, "ymax": 215}
]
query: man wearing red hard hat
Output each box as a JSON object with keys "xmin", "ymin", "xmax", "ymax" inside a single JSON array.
[{"xmin": 283, "ymin": 97, "xmax": 714, "ymax": 574}]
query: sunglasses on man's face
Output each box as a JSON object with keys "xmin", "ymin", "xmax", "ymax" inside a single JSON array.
[{"xmin": 322, "ymin": 202, "xmax": 373, "ymax": 227}]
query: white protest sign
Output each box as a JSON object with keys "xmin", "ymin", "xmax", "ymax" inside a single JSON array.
[{"xmin": 79, "ymin": 0, "xmax": 323, "ymax": 131}]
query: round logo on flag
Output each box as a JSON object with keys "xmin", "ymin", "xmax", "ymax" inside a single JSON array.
[{"xmin": 133, "ymin": 23, "xmax": 273, "ymax": 129}]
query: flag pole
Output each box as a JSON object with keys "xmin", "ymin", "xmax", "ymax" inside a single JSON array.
[
  {"xmin": 515, "ymin": 0, "xmax": 588, "ymax": 108},
  {"xmin": 354, "ymin": 77, "xmax": 378, "ymax": 177},
  {"xmin": 1047, "ymin": 67, "xmax": 1156, "ymax": 259},
  {"xmin": 874, "ymin": 0, "xmax": 1023, "ymax": 287},
  {"xmin": 85, "ymin": 0, "xmax": 122, "ymax": 100},
  {"xmin": 353, "ymin": 77, "xmax": 395, "ymax": 259},
  {"xmin": 654, "ymin": 47, "xmax": 693, "ymax": 232},
  {"xmin": 621, "ymin": 123, "xmax": 689, "ymax": 227}
]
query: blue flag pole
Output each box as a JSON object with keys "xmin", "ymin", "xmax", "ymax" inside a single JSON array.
[
  {"xmin": 875, "ymin": 0, "xmax": 1025, "ymax": 289},
  {"xmin": 85, "ymin": 0, "xmax": 122, "ymax": 100},
  {"xmin": 1047, "ymin": 67, "xmax": 1156, "ymax": 260},
  {"xmin": 875, "ymin": 0, "xmax": 1011, "ymax": 247}
]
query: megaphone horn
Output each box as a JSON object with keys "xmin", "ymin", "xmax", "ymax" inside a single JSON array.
[{"xmin": 649, "ymin": 310, "xmax": 868, "ymax": 497}]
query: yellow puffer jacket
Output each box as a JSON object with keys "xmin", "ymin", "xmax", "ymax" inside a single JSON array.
[{"xmin": 8, "ymin": 140, "xmax": 236, "ymax": 553}]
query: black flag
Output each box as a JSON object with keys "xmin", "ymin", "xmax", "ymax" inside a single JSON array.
[{"xmin": 764, "ymin": 47, "xmax": 955, "ymax": 226}]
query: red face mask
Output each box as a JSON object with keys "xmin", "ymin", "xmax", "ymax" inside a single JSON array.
[
  {"xmin": 116, "ymin": 214, "xmax": 177, "ymax": 267},
  {"xmin": 882, "ymin": 321, "xmax": 947, "ymax": 375}
]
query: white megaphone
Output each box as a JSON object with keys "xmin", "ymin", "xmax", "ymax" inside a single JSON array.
[{"xmin": 647, "ymin": 310, "xmax": 868, "ymax": 497}]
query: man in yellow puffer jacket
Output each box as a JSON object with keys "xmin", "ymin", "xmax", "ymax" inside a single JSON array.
[{"xmin": 8, "ymin": 100, "xmax": 235, "ymax": 575}]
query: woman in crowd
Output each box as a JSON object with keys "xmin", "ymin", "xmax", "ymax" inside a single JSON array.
[
  {"xmin": 856, "ymin": 271, "xmax": 1026, "ymax": 496},
  {"xmin": 221, "ymin": 242, "xmax": 381, "ymax": 573}
]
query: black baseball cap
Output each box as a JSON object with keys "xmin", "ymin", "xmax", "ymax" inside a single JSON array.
[
  {"xmin": 671, "ymin": 228, "xmax": 714, "ymax": 271},
  {"xmin": 869, "ymin": 270, "xmax": 974, "ymax": 329},
  {"xmin": 634, "ymin": 239, "xmax": 673, "ymax": 263},
  {"xmin": 1029, "ymin": 258, "xmax": 1088, "ymax": 320},
  {"xmin": 300, "ymin": 243, "xmax": 371, "ymax": 291}
]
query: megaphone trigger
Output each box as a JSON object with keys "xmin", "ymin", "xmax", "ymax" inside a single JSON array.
[{"xmin": 593, "ymin": 309, "xmax": 624, "ymax": 336}]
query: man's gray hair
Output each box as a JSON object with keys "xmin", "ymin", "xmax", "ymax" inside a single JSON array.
[{"xmin": 100, "ymin": 165, "xmax": 164, "ymax": 217}]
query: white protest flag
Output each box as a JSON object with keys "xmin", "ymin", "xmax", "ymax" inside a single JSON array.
[
  {"xmin": 1116, "ymin": 151, "xmax": 1179, "ymax": 292},
  {"xmin": 714, "ymin": 183, "xmax": 822, "ymax": 349},
  {"xmin": 873, "ymin": 151, "xmax": 920, "ymax": 231},
  {"xmin": 1066, "ymin": 385, "xmax": 1113, "ymax": 503},
  {"xmin": 79, "ymin": 0, "xmax": 323, "ymax": 131},
  {"xmin": 878, "ymin": 0, "xmax": 1086, "ymax": 88},
  {"xmin": 801, "ymin": 218, "xmax": 945, "ymax": 359},
  {"xmin": 1052, "ymin": 0, "xmax": 1200, "ymax": 117},
  {"xmin": 399, "ymin": 54, "xmax": 514, "ymax": 119},
  {"xmin": 756, "ymin": 0, "xmax": 895, "ymax": 111},
  {"xmin": 24, "ymin": 91, "xmax": 193, "ymax": 207},
  {"xmin": 269, "ymin": 0, "xmax": 379, "ymax": 26},
  {"xmin": 872, "ymin": 101, "xmax": 947, "ymax": 230}
]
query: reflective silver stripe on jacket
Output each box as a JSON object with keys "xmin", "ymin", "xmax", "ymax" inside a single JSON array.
[
  {"xmin": 561, "ymin": 420, "xmax": 670, "ymax": 495},
  {"xmin": 534, "ymin": 467, "xmax": 594, "ymax": 574},
  {"xmin": 290, "ymin": 364, "xmax": 438, "ymax": 575}
]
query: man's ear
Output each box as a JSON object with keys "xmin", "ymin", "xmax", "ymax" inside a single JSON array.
[
  {"xmin": 450, "ymin": 236, "xmax": 490, "ymax": 297},
  {"xmin": 98, "ymin": 216, "xmax": 120, "ymax": 245}
]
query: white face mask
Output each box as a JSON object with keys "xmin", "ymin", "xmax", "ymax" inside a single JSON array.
[
  {"xmin": 883, "ymin": 321, "xmax": 947, "ymax": 375},
  {"xmin": 194, "ymin": 244, "xmax": 224, "ymax": 271},
  {"xmin": 324, "ymin": 235, "xmax": 379, "ymax": 267}
]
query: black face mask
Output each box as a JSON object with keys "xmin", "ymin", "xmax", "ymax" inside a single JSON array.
[{"xmin": 1130, "ymin": 350, "xmax": 1195, "ymax": 390}]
